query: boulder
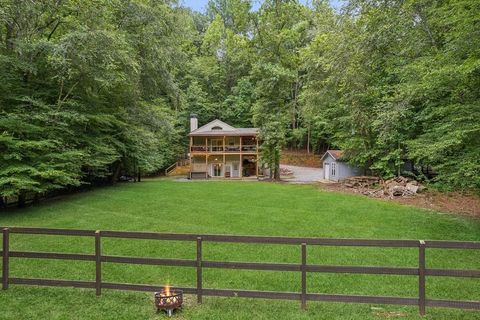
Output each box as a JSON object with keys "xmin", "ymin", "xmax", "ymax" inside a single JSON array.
[
  {"xmin": 406, "ymin": 183, "xmax": 419, "ymax": 194},
  {"xmin": 390, "ymin": 186, "xmax": 405, "ymax": 196}
]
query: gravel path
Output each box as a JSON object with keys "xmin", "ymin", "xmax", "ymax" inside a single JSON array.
[{"xmin": 280, "ymin": 164, "xmax": 324, "ymax": 183}]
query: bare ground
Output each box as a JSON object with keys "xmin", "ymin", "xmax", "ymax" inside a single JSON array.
[
  {"xmin": 280, "ymin": 150, "xmax": 322, "ymax": 168},
  {"xmin": 318, "ymin": 182, "xmax": 480, "ymax": 218}
]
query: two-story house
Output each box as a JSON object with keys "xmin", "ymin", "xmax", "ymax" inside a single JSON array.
[{"xmin": 188, "ymin": 115, "xmax": 259, "ymax": 179}]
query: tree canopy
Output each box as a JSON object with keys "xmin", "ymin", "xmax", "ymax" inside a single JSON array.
[{"xmin": 1, "ymin": 0, "xmax": 479, "ymax": 205}]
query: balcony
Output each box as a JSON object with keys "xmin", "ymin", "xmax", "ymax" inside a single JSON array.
[
  {"xmin": 241, "ymin": 145, "xmax": 257, "ymax": 152},
  {"xmin": 190, "ymin": 145, "xmax": 257, "ymax": 153},
  {"xmin": 191, "ymin": 146, "xmax": 207, "ymax": 152}
]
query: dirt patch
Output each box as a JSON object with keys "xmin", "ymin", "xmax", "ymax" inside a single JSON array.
[
  {"xmin": 281, "ymin": 150, "xmax": 321, "ymax": 168},
  {"xmin": 319, "ymin": 183, "xmax": 480, "ymax": 217}
]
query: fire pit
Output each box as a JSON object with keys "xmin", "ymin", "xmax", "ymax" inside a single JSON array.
[{"xmin": 154, "ymin": 286, "xmax": 183, "ymax": 317}]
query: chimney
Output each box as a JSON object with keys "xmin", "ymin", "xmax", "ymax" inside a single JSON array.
[{"xmin": 190, "ymin": 114, "xmax": 198, "ymax": 132}]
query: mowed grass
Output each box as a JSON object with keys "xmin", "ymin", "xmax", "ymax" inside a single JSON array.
[{"xmin": 0, "ymin": 179, "xmax": 479, "ymax": 320}]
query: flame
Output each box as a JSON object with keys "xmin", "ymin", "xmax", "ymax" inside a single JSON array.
[{"xmin": 163, "ymin": 284, "xmax": 171, "ymax": 296}]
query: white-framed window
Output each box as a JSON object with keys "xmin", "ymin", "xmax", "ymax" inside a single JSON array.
[{"xmin": 331, "ymin": 162, "xmax": 336, "ymax": 176}]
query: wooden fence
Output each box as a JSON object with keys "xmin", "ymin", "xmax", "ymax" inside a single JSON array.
[{"xmin": 1, "ymin": 227, "xmax": 480, "ymax": 316}]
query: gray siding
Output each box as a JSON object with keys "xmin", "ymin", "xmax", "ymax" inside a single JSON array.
[
  {"xmin": 337, "ymin": 162, "xmax": 363, "ymax": 180},
  {"xmin": 323, "ymin": 154, "xmax": 362, "ymax": 181}
]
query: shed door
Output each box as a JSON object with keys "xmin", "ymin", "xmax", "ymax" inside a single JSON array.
[{"xmin": 324, "ymin": 163, "xmax": 330, "ymax": 180}]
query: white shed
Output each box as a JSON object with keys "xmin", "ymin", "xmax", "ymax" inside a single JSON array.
[{"xmin": 321, "ymin": 150, "xmax": 363, "ymax": 181}]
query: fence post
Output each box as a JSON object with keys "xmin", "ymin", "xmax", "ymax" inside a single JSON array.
[
  {"xmin": 301, "ymin": 242, "xmax": 307, "ymax": 310},
  {"xmin": 419, "ymin": 240, "xmax": 426, "ymax": 316},
  {"xmin": 196, "ymin": 237, "xmax": 203, "ymax": 304},
  {"xmin": 95, "ymin": 230, "xmax": 102, "ymax": 296},
  {"xmin": 2, "ymin": 228, "xmax": 9, "ymax": 290}
]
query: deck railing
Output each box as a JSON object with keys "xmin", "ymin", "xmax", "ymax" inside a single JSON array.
[
  {"xmin": 191, "ymin": 146, "xmax": 207, "ymax": 152},
  {"xmin": 241, "ymin": 145, "xmax": 257, "ymax": 152},
  {"xmin": 1, "ymin": 227, "xmax": 479, "ymax": 316},
  {"xmin": 190, "ymin": 145, "xmax": 257, "ymax": 153}
]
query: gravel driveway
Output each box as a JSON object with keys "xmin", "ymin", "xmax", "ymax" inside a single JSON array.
[{"xmin": 280, "ymin": 164, "xmax": 324, "ymax": 183}]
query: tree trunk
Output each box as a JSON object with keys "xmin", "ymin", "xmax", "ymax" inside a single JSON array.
[
  {"xmin": 0, "ymin": 196, "xmax": 5, "ymax": 208},
  {"xmin": 17, "ymin": 193, "xmax": 26, "ymax": 208},
  {"xmin": 133, "ymin": 163, "xmax": 137, "ymax": 182},
  {"xmin": 33, "ymin": 193, "xmax": 40, "ymax": 205},
  {"xmin": 274, "ymin": 163, "xmax": 281, "ymax": 180},
  {"xmin": 269, "ymin": 161, "xmax": 274, "ymax": 179},
  {"xmin": 137, "ymin": 168, "xmax": 141, "ymax": 182},
  {"xmin": 397, "ymin": 140, "xmax": 401, "ymax": 177},
  {"xmin": 274, "ymin": 150, "xmax": 281, "ymax": 181},
  {"xmin": 307, "ymin": 125, "xmax": 311, "ymax": 154},
  {"xmin": 110, "ymin": 161, "xmax": 122, "ymax": 184}
]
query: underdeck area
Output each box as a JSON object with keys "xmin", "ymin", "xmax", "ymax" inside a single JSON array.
[{"xmin": 190, "ymin": 154, "xmax": 258, "ymax": 179}]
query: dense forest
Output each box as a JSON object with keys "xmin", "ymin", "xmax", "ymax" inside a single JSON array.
[{"xmin": 1, "ymin": 0, "xmax": 479, "ymax": 206}]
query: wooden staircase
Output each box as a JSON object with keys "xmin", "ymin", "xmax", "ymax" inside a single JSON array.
[{"xmin": 165, "ymin": 159, "xmax": 191, "ymax": 177}]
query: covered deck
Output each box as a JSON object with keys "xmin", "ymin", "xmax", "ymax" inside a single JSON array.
[{"xmin": 190, "ymin": 136, "xmax": 258, "ymax": 154}]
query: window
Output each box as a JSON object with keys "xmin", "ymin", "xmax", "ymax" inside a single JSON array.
[
  {"xmin": 211, "ymin": 126, "xmax": 223, "ymax": 130},
  {"xmin": 331, "ymin": 163, "xmax": 336, "ymax": 176}
]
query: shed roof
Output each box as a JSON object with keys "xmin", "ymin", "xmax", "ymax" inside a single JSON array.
[{"xmin": 321, "ymin": 150, "xmax": 345, "ymax": 161}]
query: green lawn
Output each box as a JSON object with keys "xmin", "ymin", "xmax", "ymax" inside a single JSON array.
[{"xmin": 0, "ymin": 179, "xmax": 479, "ymax": 319}]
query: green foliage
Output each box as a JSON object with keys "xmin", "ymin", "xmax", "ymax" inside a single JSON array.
[
  {"xmin": 300, "ymin": 0, "xmax": 480, "ymax": 190},
  {"xmin": 0, "ymin": 0, "xmax": 190, "ymax": 202},
  {"xmin": 1, "ymin": 0, "xmax": 479, "ymax": 200}
]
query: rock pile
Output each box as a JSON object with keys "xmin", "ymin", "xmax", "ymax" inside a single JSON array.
[
  {"xmin": 383, "ymin": 176, "xmax": 425, "ymax": 197},
  {"xmin": 344, "ymin": 176, "xmax": 380, "ymax": 188},
  {"xmin": 344, "ymin": 176, "xmax": 425, "ymax": 198}
]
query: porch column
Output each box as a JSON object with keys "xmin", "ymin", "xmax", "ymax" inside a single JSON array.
[
  {"xmin": 240, "ymin": 137, "xmax": 243, "ymax": 178},
  {"xmin": 256, "ymin": 137, "xmax": 259, "ymax": 176},
  {"xmin": 223, "ymin": 136, "xmax": 226, "ymax": 177},
  {"xmin": 205, "ymin": 137, "xmax": 208, "ymax": 179},
  {"xmin": 189, "ymin": 136, "xmax": 193, "ymax": 178}
]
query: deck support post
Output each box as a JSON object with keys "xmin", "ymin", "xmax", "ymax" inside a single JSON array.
[
  {"xmin": 205, "ymin": 138, "xmax": 208, "ymax": 179},
  {"xmin": 223, "ymin": 136, "xmax": 226, "ymax": 177},
  {"xmin": 240, "ymin": 137, "xmax": 243, "ymax": 178},
  {"xmin": 205, "ymin": 155, "xmax": 208, "ymax": 179},
  {"xmin": 256, "ymin": 138, "xmax": 259, "ymax": 177},
  {"xmin": 189, "ymin": 137, "xmax": 193, "ymax": 179}
]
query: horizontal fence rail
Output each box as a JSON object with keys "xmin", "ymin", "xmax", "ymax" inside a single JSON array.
[{"xmin": 1, "ymin": 227, "xmax": 480, "ymax": 316}]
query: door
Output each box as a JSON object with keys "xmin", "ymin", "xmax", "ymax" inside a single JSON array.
[
  {"xmin": 211, "ymin": 163, "xmax": 223, "ymax": 177},
  {"xmin": 231, "ymin": 162, "xmax": 239, "ymax": 177},
  {"xmin": 324, "ymin": 163, "xmax": 330, "ymax": 180}
]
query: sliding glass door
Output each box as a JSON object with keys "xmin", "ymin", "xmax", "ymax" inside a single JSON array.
[{"xmin": 212, "ymin": 163, "xmax": 223, "ymax": 177}]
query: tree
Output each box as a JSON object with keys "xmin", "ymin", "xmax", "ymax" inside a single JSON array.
[
  {"xmin": 251, "ymin": 0, "xmax": 310, "ymax": 179},
  {"xmin": 0, "ymin": 0, "xmax": 194, "ymax": 205}
]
